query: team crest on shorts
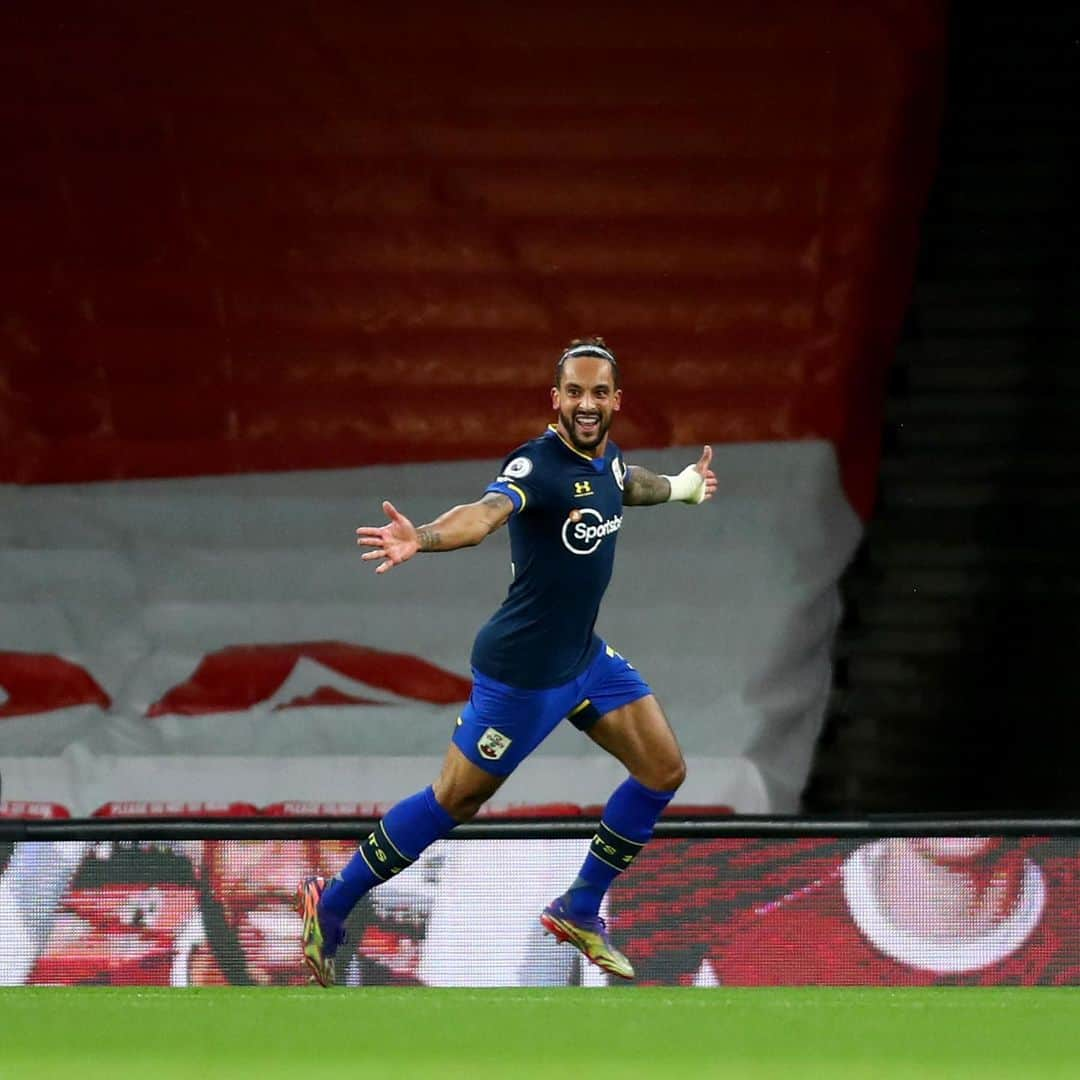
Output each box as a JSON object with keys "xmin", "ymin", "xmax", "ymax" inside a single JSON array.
[{"xmin": 478, "ymin": 727, "xmax": 512, "ymax": 761}]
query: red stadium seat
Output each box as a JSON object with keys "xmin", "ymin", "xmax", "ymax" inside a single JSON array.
[
  {"xmin": 0, "ymin": 801, "xmax": 71, "ymax": 819},
  {"xmin": 91, "ymin": 801, "xmax": 259, "ymax": 818},
  {"xmin": 260, "ymin": 801, "xmax": 384, "ymax": 817},
  {"xmin": 477, "ymin": 803, "xmax": 584, "ymax": 818},
  {"xmin": 582, "ymin": 803, "xmax": 733, "ymax": 818}
]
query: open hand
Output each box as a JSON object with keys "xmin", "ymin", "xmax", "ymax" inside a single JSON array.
[{"xmin": 356, "ymin": 501, "xmax": 419, "ymax": 574}]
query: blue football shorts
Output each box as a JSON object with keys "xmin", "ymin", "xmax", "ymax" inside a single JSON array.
[{"xmin": 452, "ymin": 640, "xmax": 653, "ymax": 777}]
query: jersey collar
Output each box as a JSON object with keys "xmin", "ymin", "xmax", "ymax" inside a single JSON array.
[{"xmin": 546, "ymin": 423, "xmax": 607, "ymax": 464}]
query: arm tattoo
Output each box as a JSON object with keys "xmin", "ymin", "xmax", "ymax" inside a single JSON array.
[
  {"xmin": 416, "ymin": 493, "xmax": 511, "ymax": 554},
  {"xmin": 417, "ymin": 527, "xmax": 441, "ymax": 551},
  {"xmin": 480, "ymin": 492, "xmax": 514, "ymax": 531},
  {"xmin": 622, "ymin": 465, "xmax": 671, "ymax": 506}
]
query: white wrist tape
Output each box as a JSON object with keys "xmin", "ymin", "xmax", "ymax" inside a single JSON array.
[{"xmin": 663, "ymin": 464, "xmax": 706, "ymax": 505}]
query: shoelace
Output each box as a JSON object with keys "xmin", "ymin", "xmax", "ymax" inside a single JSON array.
[{"xmin": 574, "ymin": 914, "xmax": 608, "ymax": 936}]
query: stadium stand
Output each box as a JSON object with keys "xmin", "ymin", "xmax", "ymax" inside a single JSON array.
[{"xmin": 0, "ymin": 2, "xmax": 945, "ymax": 815}]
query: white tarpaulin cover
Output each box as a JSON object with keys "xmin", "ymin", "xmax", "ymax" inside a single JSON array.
[{"xmin": 0, "ymin": 442, "xmax": 860, "ymax": 814}]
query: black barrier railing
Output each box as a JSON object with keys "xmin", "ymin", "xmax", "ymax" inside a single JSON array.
[{"xmin": 3, "ymin": 814, "xmax": 1080, "ymax": 841}]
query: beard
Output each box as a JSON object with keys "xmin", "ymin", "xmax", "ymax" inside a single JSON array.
[{"xmin": 559, "ymin": 405, "xmax": 611, "ymax": 453}]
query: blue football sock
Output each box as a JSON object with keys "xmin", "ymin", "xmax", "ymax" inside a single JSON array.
[
  {"xmin": 320, "ymin": 785, "xmax": 457, "ymax": 921},
  {"xmin": 563, "ymin": 775, "xmax": 676, "ymax": 920}
]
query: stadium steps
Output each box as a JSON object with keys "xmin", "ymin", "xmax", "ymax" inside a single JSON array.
[{"xmin": 804, "ymin": 0, "xmax": 1080, "ymax": 813}]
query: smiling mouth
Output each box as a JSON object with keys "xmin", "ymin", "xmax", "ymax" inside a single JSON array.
[{"xmin": 575, "ymin": 414, "xmax": 600, "ymax": 433}]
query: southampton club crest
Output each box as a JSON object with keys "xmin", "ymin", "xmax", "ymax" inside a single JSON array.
[{"xmin": 477, "ymin": 727, "xmax": 512, "ymax": 761}]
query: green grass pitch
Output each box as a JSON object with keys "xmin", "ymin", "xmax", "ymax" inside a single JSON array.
[{"xmin": 1, "ymin": 986, "xmax": 1078, "ymax": 1079}]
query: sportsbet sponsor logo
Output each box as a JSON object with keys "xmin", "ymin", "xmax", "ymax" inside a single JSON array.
[{"xmin": 561, "ymin": 507, "xmax": 622, "ymax": 556}]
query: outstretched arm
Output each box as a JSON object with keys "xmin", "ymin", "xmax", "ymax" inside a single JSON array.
[
  {"xmin": 356, "ymin": 492, "xmax": 514, "ymax": 575},
  {"xmin": 623, "ymin": 445, "xmax": 717, "ymax": 507}
]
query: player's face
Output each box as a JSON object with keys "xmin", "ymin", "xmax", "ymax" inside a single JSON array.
[{"xmin": 552, "ymin": 356, "xmax": 621, "ymax": 455}]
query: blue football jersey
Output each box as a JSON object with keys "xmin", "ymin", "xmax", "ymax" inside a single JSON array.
[{"xmin": 471, "ymin": 425, "xmax": 629, "ymax": 689}]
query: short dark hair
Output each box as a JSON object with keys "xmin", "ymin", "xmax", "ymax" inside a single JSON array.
[{"xmin": 555, "ymin": 337, "xmax": 620, "ymax": 389}]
